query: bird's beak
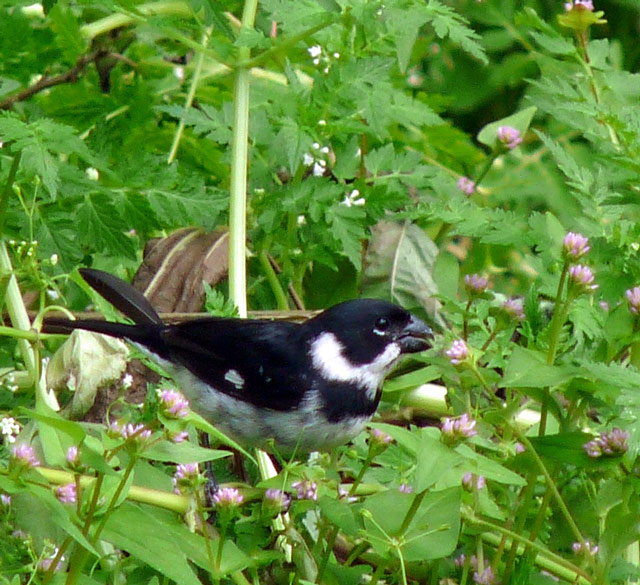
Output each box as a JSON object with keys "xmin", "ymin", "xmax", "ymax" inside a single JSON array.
[{"xmin": 397, "ymin": 315, "xmax": 434, "ymax": 353}]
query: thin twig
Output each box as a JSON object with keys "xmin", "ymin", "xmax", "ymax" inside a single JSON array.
[{"xmin": 0, "ymin": 50, "xmax": 109, "ymax": 110}]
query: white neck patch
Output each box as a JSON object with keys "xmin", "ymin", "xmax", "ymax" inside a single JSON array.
[{"xmin": 309, "ymin": 332, "xmax": 401, "ymax": 398}]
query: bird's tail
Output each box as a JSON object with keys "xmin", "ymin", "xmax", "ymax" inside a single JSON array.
[
  {"xmin": 78, "ymin": 268, "xmax": 162, "ymax": 325},
  {"xmin": 42, "ymin": 269, "xmax": 164, "ymax": 348}
]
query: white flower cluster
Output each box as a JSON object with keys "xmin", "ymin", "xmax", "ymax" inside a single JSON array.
[{"xmin": 1, "ymin": 417, "xmax": 21, "ymax": 444}]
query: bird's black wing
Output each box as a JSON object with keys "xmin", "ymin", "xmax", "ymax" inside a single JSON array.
[{"xmin": 161, "ymin": 318, "xmax": 310, "ymax": 411}]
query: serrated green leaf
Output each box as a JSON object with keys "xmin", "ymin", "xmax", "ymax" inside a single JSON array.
[
  {"xmin": 48, "ymin": 4, "xmax": 86, "ymax": 62},
  {"xmin": 78, "ymin": 192, "xmax": 137, "ymax": 259},
  {"xmin": 425, "ymin": 0, "xmax": 487, "ymax": 63}
]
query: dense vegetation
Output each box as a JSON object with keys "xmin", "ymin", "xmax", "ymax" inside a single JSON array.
[{"xmin": 1, "ymin": 0, "xmax": 640, "ymax": 583}]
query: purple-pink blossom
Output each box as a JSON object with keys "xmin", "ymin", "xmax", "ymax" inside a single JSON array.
[
  {"xmin": 584, "ymin": 428, "xmax": 629, "ymax": 458},
  {"xmin": 172, "ymin": 462, "xmax": 201, "ymax": 495},
  {"xmin": 563, "ymin": 232, "xmax": 590, "ymax": 259},
  {"xmin": 398, "ymin": 483, "xmax": 414, "ymax": 494},
  {"xmin": 473, "ymin": 566, "xmax": 497, "ymax": 585},
  {"xmin": 446, "ymin": 339, "xmax": 469, "ymax": 365},
  {"xmin": 502, "ymin": 298, "xmax": 525, "ymax": 321},
  {"xmin": 457, "ymin": 176, "xmax": 475, "ymax": 195},
  {"xmin": 55, "ymin": 483, "xmax": 77, "ymax": 504},
  {"xmin": 159, "ymin": 389, "xmax": 190, "ymax": 419},
  {"xmin": 568, "ymin": 264, "xmax": 598, "ymax": 293},
  {"xmin": 565, "ymin": 0, "xmax": 594, "ymax": 11},
  {"xmin": 370, "ymin": 428, "xmax": 393, "ymax": 445},
  {"xmin": 626, "ymin": 287, "xmax": 640, "ymax": 315},
  {"xmin": 212, "ymin": 487, "xmax": 244, "ymax": 507},
  {"xmin": 11, "ymin": 444, "xmax": 40, "ymax": 469},
  {"xmin": 464, "ymin": 273, "xmax": 489, "ymax": 294},
  {"xmin": 292, "ymin": 479, "xmax": 318, "ymax": 501},
  {"xmin": 497, "ymin": 126, "xmax": 523, "ymax": 149},
  {"xmin": 442, "ymin": 413, "xmax": 478, "ymax": 440},
  {"xmin": 462, "ymin": 472, "xmax": 486, "ymax": 491}
]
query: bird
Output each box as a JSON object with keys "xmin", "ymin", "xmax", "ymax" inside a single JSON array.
[{"xmin": 42, "ymin": 268, "xmax": 434, "ymax": 454}]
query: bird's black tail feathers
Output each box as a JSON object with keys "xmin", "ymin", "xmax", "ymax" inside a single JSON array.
[
  {"xmin": 78, "ymin": 268, "xmax": 162, "ymax": 325},
  {"xmin": 41, "ymin": 318, "xmax": 160, "ymax": 343},
  {"xmin": 42, "ymin": 269, "xmax": 166, "ymax": 351}
]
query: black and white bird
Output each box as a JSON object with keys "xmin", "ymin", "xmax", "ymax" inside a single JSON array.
[{"xmin": 43, "ymin": 269, "xmax": 433, "ymax": 453}]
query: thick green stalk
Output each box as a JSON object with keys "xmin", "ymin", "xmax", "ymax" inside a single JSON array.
[
  {"xmin": 228, "ymin": 0, "xmax": 258, "ymax": 317},
  {"xmin": 0, "ymin": 242, "xmax": 57, "ymax": 408}
]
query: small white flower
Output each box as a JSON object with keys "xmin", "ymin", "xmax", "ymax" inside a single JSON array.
[
  {"xmin": 308, "ymin": 45, "xmax": 322, "ymax": 58},
  {"xmin": 342, "ymin": 189, "xmax": 365, "ymax": 207},
  {"xmin": 85, "ymin": 167, "xmax": 99, "ymax": 181},
  {"xmin": 303, "ymin": 152, "xmax": 314, "ymax": 166},
  {"xmin": 1, "ymin": 417, "xmax": 21, "ymax": 443},
  {"xmin": 122, "ymin": 373, "xmax": 133, "ymax": 389},
  {"xmin": 46, "ymin": 289, "xmax": 60, "ymax": 300},
  {"xmin": 320, "ymin": 146, "xmax": 330, "ymax": 154},
  {"xmin": 333, "ymin": 52, "xmax": 340, "ymax": 59},
  {"xmin": 318, "ymin": 119, "xmax": 326, "ymax": 126},
  {"xmin": 50, "ymin": 253, "xmax": 58, "ymax": 265},
  {"xmin": 174, "ymin": 66, "xmax": 185, "ymax": 81},
  {"xmin": 312, "ymin": 161, "xmax": 326, "ymax": 177},
  {"xmin": 312, "ymin": 142, "xmax": 320, "ymax": 150},
  {"xmin": 297, "ymin": 215, "xmax": 307, "ymax": 226}
]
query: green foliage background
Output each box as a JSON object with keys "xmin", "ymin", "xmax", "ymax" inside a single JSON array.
[{"xmin": 1, "ymin": 0, "xmax": 640, "ymax": 583}]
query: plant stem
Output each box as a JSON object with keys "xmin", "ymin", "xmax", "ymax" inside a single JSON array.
[
  {"xmin": 258, "ymin": 249, "xmax": 289, "ymax": 310},
  {"xmin": 167, "ymin": 27, "xmax": 211, "ymax": 164},
  {"xmin": 228, "ymin": 0, "xmax": 258, "ymax": 318},
  {"xmin": 0, "ymin": 152, "xmax": 21, "ymax": 236}
]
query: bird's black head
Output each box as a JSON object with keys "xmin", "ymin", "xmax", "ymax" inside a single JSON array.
[{"xmin": 306, "ymin": 298, "xmax": 433, "ymax": 370}]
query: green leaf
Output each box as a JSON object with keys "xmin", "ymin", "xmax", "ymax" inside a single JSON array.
[
  {"xmin": 477, "ymin": 106, "xmax": 537, "ymax": 148},
  {"xmin": 78, "ymin": 192, "xmax": 137, "ymax": 259},
  {"xmin": 324, "ymin": 202, "xmax": 366, "ymax": 269},
  {"xmin": 425, "ymin": 0, "xmax": 487, "ymax": 64},
  {"xmin": 386, "ymin": 7, "xmax": 429, "ymax": 73},
  {"xmin": 48, "ymin": 3, "xmax": 86, "ymax": 62},
  {"xmin": 502, "ymin": 346, "xmax": 578, "ymax": 387},
  {"xmin": 362, "ymin": 220, "xmax": 444, "ymax": 326},
  {"xmin": 141, "ymin": 439, "xmax": 231, "ymax": 464},
  {"xmin": 362, "ymin": 487, "xmax": 460, "ymax": 561}
]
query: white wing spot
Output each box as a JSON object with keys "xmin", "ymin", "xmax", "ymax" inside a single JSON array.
[{"xmin": 224, "ymin": 369, "xmax": 245, "ymax": 389}]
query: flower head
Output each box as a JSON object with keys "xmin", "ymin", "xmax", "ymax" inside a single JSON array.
[
  {"xmin": 398, "ymin": 483, "xmax": 414, "ymax": 494},
  {"xmin": 473, "ymin": 566, "xmax": 496, "ymax": 585},
  {"xmin": 457, "ymin": 176, "xmax": 475, "ymax": 196},
  {"xmin": 464, "ymin": 273, "xmax": 489, "ymax": 295},
  {"xmin": 563, "ymin": 232, "xmax": 590, "ymax": 259},
  {"xmin": 38, "ymin": 548, "xmax": 64, "ymax": 573},
  {"xmin": 264, "ymin": 488, "xmax": 292, "ymax": 511},
  {"xmin": 565, "ymin": 0, "xmax": 594, "ymax": 11},
  {"xmin": 462, "ymin": 472, "xmax": 486, "ymax": 491},
  {"xmin": 568, "ymin": 264, "xmax": 598, "ymax": 293},
  {"xmin": 626, "ymin": 287, "xmax": 640, "ymax": 315},
  {"xmin": 572, "ymin": 539, "xmax": 599, "ymax": 556},
  {"xmin": 446, "ymin": 339, "xmax": 469, "ymax": 365},
  {"xmin": 212, "ymin": 487, "xmax": 244, "ymax": 508},
  {"xmin": 442, "ymin": 413, "xmax": 478, "ymax": 442},
  {"xmin": 55, "ymin": 483, "xmax": 77, "ymax": 504},
  {"xmin": 292, "ymin": 479, "xmax": 318, "ymax": 501},
  {"xmin": 584, "ymin": 428, "xmax": 629, "ymax": 458},
  {"xmin": 172, "ymin": 463, "xmax": 202, "ymax": 495},
  {"xmin": 159, "ymin": 389, "xmax": 190, "ymax": 419},
  {"xmin": 1, "ymin": 416, "xmax": 21, "ymax": 444},
  {"xmin": 497, "ymin": 126, "xmax": 523, "ymax": 150},
  {"xmin": 370, "ymin": 428, "xmax": 393, "ymax": 446},
  {"xmin": 109, "ymin": 420, "xmax": 152, "ymax": 443},
  {"xmin": 1, "ymin": 494, "xmax": 11, "ymax": 506},
  {"xmin": 501, "ymin": 297, "xmax": 525, "ymax": 322},
  {"xmin": 342, "ymin": 189, "xmax": 365, "ymax": 207},
  {"xmin": 11, "ymin": 443, "xmax": 40, "ymax": 469}
]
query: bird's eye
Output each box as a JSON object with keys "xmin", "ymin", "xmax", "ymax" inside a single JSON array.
[{"xmin": 373, "ymin": 317, "xmax": 389, "ymax": 335}]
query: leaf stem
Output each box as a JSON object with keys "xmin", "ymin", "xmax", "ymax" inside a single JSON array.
[{"xmin": 167, "ymin": 27, "xmax": 212, "ymax": 164}]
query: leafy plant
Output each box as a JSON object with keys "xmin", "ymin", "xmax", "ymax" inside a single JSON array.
[{"xmin": 1, "ymin": 0, "xmax": 640, "ymax": 584}]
